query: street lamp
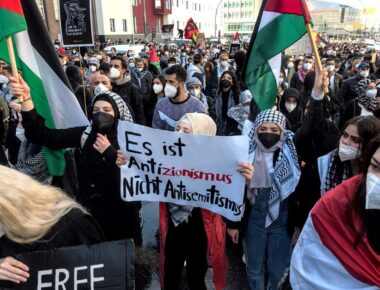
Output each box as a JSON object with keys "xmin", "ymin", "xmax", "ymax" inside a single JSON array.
[{"xmin": 214, "ymin": 0, "xmax": 223, "ymax": 38}]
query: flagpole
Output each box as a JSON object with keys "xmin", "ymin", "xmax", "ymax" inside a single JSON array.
[
  {"xmin": 305, "ymin": 23, "xmax": 322, "ymax": 73},
  {"xmin": 78, "ymin": 48, "xmax": 88, "ymax": 118},
  {"xmin": 6, "ymin": 36, "xmax": 23, "ymax": 102}
]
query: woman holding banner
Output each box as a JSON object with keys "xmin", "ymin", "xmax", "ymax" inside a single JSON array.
[
  {"xmin": 0, "ymin": 166, "xmax": 104, "ymax": 284},
  {"xmin": 9, "ymin": 75, "xmax": 141, "ymax": 244},
  {"xmin": 116, "ymin": 112, "xmax": 253, "ymax": 290}
]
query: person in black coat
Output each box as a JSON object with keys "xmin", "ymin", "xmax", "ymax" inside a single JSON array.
[
  {"xmin": 110, "ymin": 56, "xmax": 146, "ymax": 125},
  {"xmin": 279, "ymin": 88, "xmax": 303, "ymax": 132},
  {"xmin": 338, "ymin": 62, "xmax": 370, "ymax": 108},
  {"xmin": 131, "ymin": 58, "xmax": 154, "ymax": 122},
  {"xmin": 0, "ymin": 166, "xmax": 104, "ymax": 284},
  {"xmin": 11, "ymin": 76, "xmax": 141, "ymax": 244},
  {"xmin": 65, "ymin": 65, "xmax": 93, "ymax": 117},
  {"xmin": 339, "ymin": 80, "xmax": 380, "ymax": 130}
]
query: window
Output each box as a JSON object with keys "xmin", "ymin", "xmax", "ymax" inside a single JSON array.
[
  {"xmin": 123, "ymin": 19, "xmax": 127, "ymax": 32},
  {"xmin": 110, "ymin": 18, "xmax": 115, "ymax": 32},
  {"xmin": 199, "ymin": 4, "xmax": 201, "ymax": 11},
  {"xmin": 166, "ymin": 0, "xmax": 171, "ymax": 9},
  {"xmin": 186, "ymin": 1, "xmax": 188, "ymax": 9},
  {"xmin": 177, "ymin": 21, "xmax": 179, "ymax": 29},
  {"xmin": 132, "ymin": 0, "xmax": 137, "ymax": 5},
  {"xmin": 199, "ymin": 22, "xmax": 201, "ymax": 29},
  {"xmin": 155, "ymin": 0, "xmax": 162, "ymax": 8},
  {"xmin": 177, "ymin": 0, "xmax": 179, "ymax": 6},
  {"xmin": 134, "ymin": 17, "xmax": 137, "ymax": 33}
]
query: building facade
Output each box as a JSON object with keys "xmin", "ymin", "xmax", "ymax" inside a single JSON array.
[
  {"xmin": 164, "ymin": 0, "xmax": 221, "ymax": 38},
  {"xmin": 35, "ymin": 0, "xmax": 60, "ymax": 41},
  {"xmin": 221, "ymin": 0, "xmax": 261, "ymax": 38},
  {"xmin": 95, "ymin": 0, "xmax": 135, "ymax": 42}
]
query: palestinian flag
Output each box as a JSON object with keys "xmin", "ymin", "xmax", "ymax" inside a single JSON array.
[
  {"xmin": 290, "ymin": 176, "xmax": 380, "ymax": 289},
  {"xmin": 0, "ymin": 0, "xmax": 89, "ymax": 175},
  {"xmin": 184, "ymin": 18, "xmax": 199, "ymax": 40},
  {"xmin": 149, "ymin": 45, "xmax": 161, "ymax": 73},
  {"xmin": 0, "ymin": 1, "xmax": 26, "ymax": 41},
  {"xmin": 232, "ymin": 32, "xmax": 240, "ymax": 42},
  {"xmin": 242, "ymin": 0, "xmax": 311, "ymax": 111}
]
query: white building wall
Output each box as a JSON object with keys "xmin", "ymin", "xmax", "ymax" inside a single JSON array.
[
  {"xmin": 164, "ymin": 0, "xmax": 223, "ymax": 38},
  {"xmin": 95, "ymin": 0, "xmax": 134, "ymax": 35},
  {"xmin": 221, "ymin": 0, "xmax": 261, "ymax": 37}
]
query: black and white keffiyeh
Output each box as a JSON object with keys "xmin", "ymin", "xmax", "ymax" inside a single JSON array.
[
  {"xmin": 324, "ymin": 149, "xmax": 352, "ymax": 193},
  {"xmin": 92, "ymin": 91, "xmax": 134, "ymax": 123},
  {"xmin": 245, "ymin": 109, "xmax": 301, "ymax": 227},
  {"xmin": 356, "ymin": 79, "xmax": 379, "ymax": 111}
]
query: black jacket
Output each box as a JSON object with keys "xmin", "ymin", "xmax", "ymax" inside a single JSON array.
[
  {"xmin": 0, "ymin": 208, "xmax": 104, "ymax": 257},
  {"xmin": 131, "ymin": 69, "xmax": 154, "ymax": 122},
  {"xmin": 21, "ymin": 109, "xmax": 141, "ymax": 243},
  {"xmin": 337, "ymin": 75, "xmax": 364, "ymax": 108},
  {"xmin": 339, "ymin": 98, "xmax": 363, "ymax": 130},
  {"xmin": 329, "ymin": 72, "xmax": 343, "ymax": 97},
  {"xmin": 112, "ymin": 78, "xmax": 146, "ymax": 125}
]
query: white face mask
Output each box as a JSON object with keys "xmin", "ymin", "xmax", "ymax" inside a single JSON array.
[
  {"xmin": 164, "ymin": 83, "xmax": 178, "ymax": 98},
  {"xmin": 129, "ymin": 62, "xmax": 135, "ymax": 68},
  {"xmin": 89, "ymin": 65, "xmax": 97, "ymax": 72},
  {"xmin": 189, "ymin": 88, "xmax": 201, "ymax": 98},
  {"xmin": 366, "ymin": 89, "xmax": 377, "ymax": 99},
  {"xmin": 136, "ymin": 67, "xmax": 144, "ymax": 72},
  {"xmin": 220, "ymin": 60, "xmax": 228, "ymax": 67},
  {"xmin": 278, "ymin": 77, "xmax": 284, "ymax": 85},
  {"xmin": 366, "ymin": 172, "xmax": 380, "ymax": 209},
  {"xmin": 153, "ymin": 84, "xmax": 163, "ymax": 94},
  {"xmin": 94, "ymin": 83, "xmax": 109, "ymax": 95},
  {"xmin": 303, "ymin": 63, "xmax": 312, "ymax": 71},
  {"xmin": 285, "ymin": 102, "xmax": 296, "ymax": 113},
  {"xmin": 109, "ymin": 67, "xmax": 121, "ymax": 79},
  {"xmin": 0, "ymin": 75, "xmax": 9, "ymax": 84},
  {"xmin": 360, "ymin": 70, "xmax": 369, "ymax": 78},
  {"xmin": 338, "ymin": 142, "xmax": 361, "ymax": 162},
  {"xmin": 326, "ymin": 65, "xmax": 335, "ymax": 72},
  {"xmin": 287, "ymin": 62, "xmax": 294, "ymax": 69}
]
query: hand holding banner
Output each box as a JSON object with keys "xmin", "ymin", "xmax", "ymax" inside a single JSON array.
[{"xmin": 118, "ymin": 122, "xmax": 250, "ymax": 221}]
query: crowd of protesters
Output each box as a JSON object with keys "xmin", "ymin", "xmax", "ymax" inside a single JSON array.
[{"xmin": 0, "ymin": 37, "xmax": 379, "ymax": 290}]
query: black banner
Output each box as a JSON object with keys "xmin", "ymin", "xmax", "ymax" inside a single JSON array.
[
  {"xmin": 59, "ymin": 0, "xmax": 94, "ymax": 47},
  {"xmin": 0, "ymin": 240, "xmax": 134, "ymax": 290}
]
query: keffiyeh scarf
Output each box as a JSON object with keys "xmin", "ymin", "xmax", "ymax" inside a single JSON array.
[
  {"xmin": 245, "ymin": 109, "xmax": 301, "ymax": 227},
  {"xmin": 356, "ymin": 79, "xmax": 379, "ymax": 111}
]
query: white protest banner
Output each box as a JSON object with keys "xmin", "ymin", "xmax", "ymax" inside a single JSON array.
[
  {"xmin": 285, "ymin": 34, "xmax": 312, "ymax": 56},
  {"xmin": 118, "ymin": 122, "xmax": 249, "ymax": 221}
]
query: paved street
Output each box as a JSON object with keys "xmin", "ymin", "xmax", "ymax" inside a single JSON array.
[{"xmin": 135, "ymin": 202, "xmax": 250, "ymax": 290}]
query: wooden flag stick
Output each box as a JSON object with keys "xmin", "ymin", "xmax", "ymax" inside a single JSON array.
[
  {"xmin": 6, "ymin": 36, "xmax": 23, "ymax": 102},
  {"xmin": 305, "ymin": 23, "xmax": 322, "ymax": 73}
]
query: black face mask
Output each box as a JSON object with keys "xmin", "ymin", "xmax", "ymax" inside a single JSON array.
[
  {"xmin": 258, "ymin": 133, "xmax": 281, "ymax": 149},
  {"xmin": 220, "ymin": 79, "xmax": 232, "ymax": 88},
  {"xmin": 92, "ymin": 112, "xmax": 115, "ymax": 132}
]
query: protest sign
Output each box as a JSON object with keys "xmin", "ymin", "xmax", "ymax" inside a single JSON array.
[
  {"xmin": 197, "ymin": 33, "xmax": 205, "ymax": 45},
  {"xmin": 0, "ymin": 240, "xmax": 134, "ymax": 290},
  {"xmin": 229, "ymin": 43, "xmax": 241, "ymax": 58},
  {"xmin": 285, "ymin": 34, "xmax": 312, "ymax": 56},
  {"xmin": 118, "ymin": 122, "xmax": 249, "ymax": 221},
  {"xmin": 59, "ymin": 0, "xmax": 94, "ymax": 47},
  {"xmin": 162, "ymin": 24, "xmax": 174, "ymax": 40}
]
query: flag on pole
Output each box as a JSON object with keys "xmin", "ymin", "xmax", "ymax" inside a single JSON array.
[
  {"xmin": 184, "ymin": 18, "xmax": 199, "ymax": 40},
  {"xmin": 149, "ymin": 45, "xmax": 161, "ymax": 73},
  {"xmin": 233, "ymin": 32, "xmax": 240, "ymax": 42},
  {"xmin": 0, "ymin": 0, "xmax": 89, "ymax": 176},
  {"xmin": 0, "ymin": 1, "xmax": 26, "ymax": 41},
  {"xmin": 242, "ymin": 0, "xmax": 312, "ymax": 111}
]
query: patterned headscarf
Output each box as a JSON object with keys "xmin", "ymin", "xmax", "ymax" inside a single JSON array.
[
  {"xmin": 245, "ymin": 109, "xmax": 301, "ymax": 227},
  {"xmin": 356, "ymin": 79, "xmax": 379, "ymax": 111},
  {"xmin": 92, "ymin": 91, "xmax": 134, "ymax": 122}
]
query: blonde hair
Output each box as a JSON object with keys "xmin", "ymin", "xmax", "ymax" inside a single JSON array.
[{"xmin": 0, "ymin": 166, "xmax": 87, "ymax": 244}]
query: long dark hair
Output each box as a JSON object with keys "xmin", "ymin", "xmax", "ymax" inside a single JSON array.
[
  {"xmin": 333, "ymin": 116, "xmax": 380, "ymax": 186},
  {"xmin": 220, "ymin": 70, "xmax": 240, "ymax": 105},
  {"xmin": 352, "ymin": 135, "xmax": 380, "ymax": 254}
]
